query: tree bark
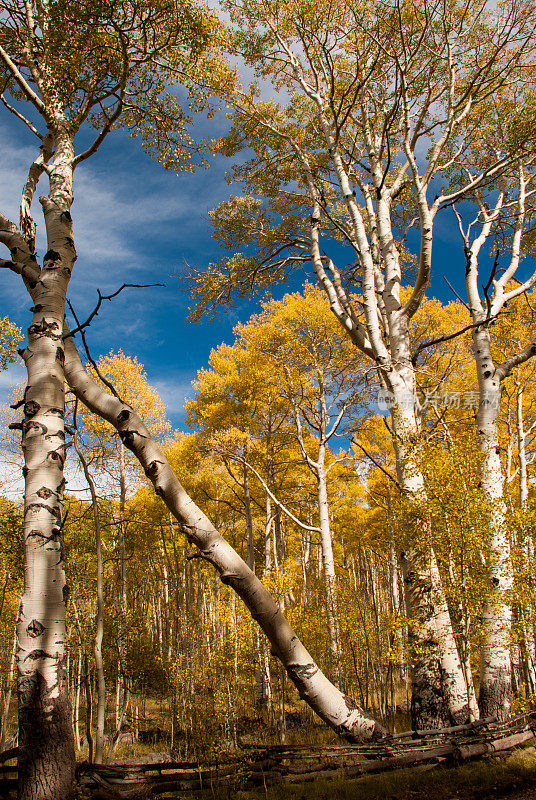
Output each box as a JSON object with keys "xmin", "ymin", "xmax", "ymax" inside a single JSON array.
[
  {"xmin": 472, "ymin": 326, "xmax": 513, "ymax": 721},
  {"xmin": 515, "ymin": 385, "xmax": 536, "ymax": 694},
  {"xmin": 15, "ymin": 134, "xmax": 76, "ymax": 799},
  {"xmin": 243, "ymin": 459, "xmax": 255, "ymax": 572},
  {"xmin": 391, "ymin": 385, "xmax": 470, "ymax": 729},
  {"xmin": 317, "ymin": 454, "xmax": 341, "ymax": 685}
]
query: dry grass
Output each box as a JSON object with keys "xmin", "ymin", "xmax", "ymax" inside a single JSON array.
[{"xmin": 198, "ymin": 744, "xmax": 536, "ymax": 800}]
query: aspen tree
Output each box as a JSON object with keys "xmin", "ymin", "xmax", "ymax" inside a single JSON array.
[
  {"xmin": 239, "ymin": 287, "xmax": 365, "ymax": 685},
  {"xmin": 454, "ymin": 162, "xmax": 536, "ymax": 719},
  {"xmin": 0, "ymin": 2, "xmax": 212, "ymax": 796},
  {"xmin": 187, "ymin": 0, "xmax": 536, "ymax": 728},
  {"xmin": 1, "ymin": 3, "xmax": 388, "ymax": 748},
  {"xmin": 62, "ymin": 331, "xmax": 387, "ymax": 741}
]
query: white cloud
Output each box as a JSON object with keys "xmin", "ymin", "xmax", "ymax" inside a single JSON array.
[
  {"xmin": 153, "ymin": 374, "xmax": 196, "ymax": 419},
  {"xmin": 0, "ymin": 121, "xmax": 225, "ymax": 306}
]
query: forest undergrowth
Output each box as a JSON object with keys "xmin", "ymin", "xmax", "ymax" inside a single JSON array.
[{"xmin": 191, "ymin": 747, "xmax": 536, "ymax": 800}]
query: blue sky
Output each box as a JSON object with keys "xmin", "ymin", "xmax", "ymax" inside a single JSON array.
[
  {"xmin": 0, "ymin": 95, "xmax": 475, "ymax": 433},
  {"xmin": 0, "ymin": 106, "xmax": 263, "ymax": 428}
]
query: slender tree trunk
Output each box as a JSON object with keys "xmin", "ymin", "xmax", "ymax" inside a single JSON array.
[
  {"xmin": 515, "ymin": 385, "xmax": 536, "ymax": 694},
  {"xmin": 473, "ymin": 327, "xmax": 513, "ymax": 720},
  {"xmin": 317, "ymin": 455, "xmax": 341, "ymax": 685},
  {"xmin": 64, "ymin": 334, "xmax": 387, "ymax": 741},
  {"xmin": 387, "ymin": 486, "xmax": 406, "ymax": 681},
  {"xmin": 264, "ymin": 493, "xmax": 273, "ymax": 573},
  {"xmin": 74, "ymin": 436, "xmax": 106, "ymax": 762},
  {"xmin": 243, "ymin": 460, "xmax": 255, "ymax": 572},
  {"xmin": 74, "ymin": 650, "xmax": 81, "ymax": 752},
  {"xmin": 117, "ymin": 443, "xmax": 128, "ymax": 725},
  {"xmin": 0, "ymin": 631, "xmax": 16, "ymax": 751},
  {"xmin": 84, "ymin": 654, "xmax": 93, "ymax": 764}
]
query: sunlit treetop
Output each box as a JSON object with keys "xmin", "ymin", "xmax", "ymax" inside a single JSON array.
[
  {"xmin": 0, "ymin": 0, "xmax": 232, "ymax": 171},
  {"xmin": 188, "ymin": 0, "xmax": 536, "ymax": 321}
]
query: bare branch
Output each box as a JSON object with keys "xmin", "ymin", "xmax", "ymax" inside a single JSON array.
[
  {"xmin": 412, "ymin": 314, "xmax": 499, "ymax": 365},
  {"xmin": 64, "ymin": 283, "xmax": 165, "ymax": 338},
  {"xmin": 496, "ymin": 342, "xmax": 536, "ymax": 382},
  {"xmin": 352, "ymin": 439, "xmax": 401, "ymax": 490}
]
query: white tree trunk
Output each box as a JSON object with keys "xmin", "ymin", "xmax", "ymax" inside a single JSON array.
[
  {"xmin": 473, "ymin": 326, "xmax": 513, "ymax": 720},
  {"xmin": 391, "ymin": 384, "xmax": 469, "ymax": 728},
  {"xmin": 243, "ymin": 460, "xmax": 255, "ymax": 572},
  {"xmin": 63, "ymin": 334, "xmax": 387, "ymax": 742},
  {"xmin": 317, "ymin": 453, "xmax": 341, "ymax": 685},
  {"xmin": 516, "ymin": 386, "xmax": 536, "ymax": 694},
  {"xmin": 15, "ymin": 147, "xmax": 76, "ymax": 798}
]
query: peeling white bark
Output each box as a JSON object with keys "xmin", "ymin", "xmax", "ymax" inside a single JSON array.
[{"xmin": 16, "ymin": 132, "xmax": 77, "ymax": 799}]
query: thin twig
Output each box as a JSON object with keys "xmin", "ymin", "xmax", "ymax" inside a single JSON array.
[
  {"xmin": 352, "ymin": 439, "xmax": 401, "ymax": 490},
  {"xmin": 65, "ymin": 304, "xmax": 125, "ymax": 403},
  {"xmin": 64, "ymin": 283, "xmax": 165, "ymax": 338},
  {"xmin": 412, "ymin": 314, "xmax": 499, "ymax": 365},
  {"xmin": 443, "ymin": 275, "xmax": 470, "ymax": 309}
]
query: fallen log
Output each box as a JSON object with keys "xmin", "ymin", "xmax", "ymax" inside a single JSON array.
[{"xmin": 1, "ymin": 712, "xmax": 533, "ymax": 799}]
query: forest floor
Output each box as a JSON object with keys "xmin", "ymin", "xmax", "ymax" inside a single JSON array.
[
  {"xmin": 97, "ymin": 743, "xmax": 536, "ymax": 800},
  {"xmin": 224, "ymin": 749, "xmax": 536, "ymax": 800}
]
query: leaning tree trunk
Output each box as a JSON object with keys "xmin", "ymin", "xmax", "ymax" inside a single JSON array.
[
  {"xmin": 63, "ymin": 332, "xmax": 387, "ymax": 742},
  {"xmin": 473, "ymin": 326, "xmax": 513, "ymax": 720},
  {"xmin": 390, "ymin": 379, "xmax": 470, "ymax": 730},
  {"xmin": 14, "ymin": 138, "xmax": 77, "ymax": 800}
]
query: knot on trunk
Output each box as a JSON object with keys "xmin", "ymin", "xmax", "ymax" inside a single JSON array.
[
  {"xmin": 26, "ymin": 502, "xmax": 61, "ymax": 523},
  {"xmin": 44, "ymin": 407, "xmax": 64, "ymax": 418},
  {"xmin": 118, "ymin": 430, "xmax": 135, "ymax": 450},
  {"xmin": 220, "ymin": 572, "xmax": 243, "ymax": 586},
  {"xmin": 287, "ymin": 662, "xmax": 318, "ymax": 689},
  {"xmin": 23, "ymin": 420, "xmax": 47, "ymax": 436},
  {"xmin": 47, "ymin": 449, "xmax": 65, "ymax": 467},
  {"xmin": 43, "ymin": 250, "xmax": 61, "ymax": 264},
  {"xmin": 23, "ymin": 401, "xmax": 40, "ymax": 418},
  {"xmin": 36, "ymin": 487, "xmax": 55, "ymax": 500},
  {"xmin": 145, "ymin": 460, "xmax": 163, "ymax": 478},
  {"xmin": 117, "ymin": 409, "xmax": 131, "ymax": 424},
  {"xmin": 28, "ymin": 319, "xmax": 61, "ymax": 340},
  {"xmin": 27, "ymin": 619, "xmax": 45, "ymax": 638},
  {"xmin": 24, "ymin": 649, "xmax": 55, "ymax": 662}
]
